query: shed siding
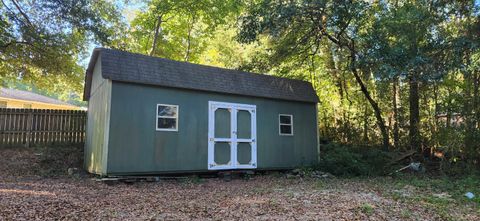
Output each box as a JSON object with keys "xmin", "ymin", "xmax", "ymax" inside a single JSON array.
[
  {"xmin": 84, "ymin": 55, "xmax": 111, "ymax": 175},
  {"xmin": 106, "ymin": 81, "xmax": 318, "ymax": 174}
]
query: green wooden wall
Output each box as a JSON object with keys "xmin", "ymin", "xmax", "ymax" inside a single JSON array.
[{"xmin": 104, "ymin": 81, "xmax": 318, "ymax": 175}]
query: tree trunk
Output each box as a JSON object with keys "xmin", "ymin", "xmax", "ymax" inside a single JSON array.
[
  {"xmin": 363, "ymin": 102, "xmax": 369, "ymax": 143},
  {"xmin": 184, "ymin": 13, "xmax": 196, "ymax": 61},
  {"xmin": 393, "ymin": 77, "xmax": 400, "ymax": 149},
  {"xmin": 351, "ymin": 66, "xmax": 390, "ymax": 150},
  {"xmin": 352, "ymin": 68, "xmax": 389, "ymax": 150},
  {"xmin": 150, "ymin": 15, "xmax": 163, "ymax": 56},
  {"xmin": 474, "ymin": 71, "xmax": 480, "ymax": 167},
  {"xmin": 325, "ymin": 37, "xmax": 389, "ymax": 149},
  {"xmin": 474, "ymin": 71, "xmax": 479, "ymax": 130},
  {"xmin": 328, "ymin": 45, "xmax": 346, "ymax": 142},
  {"xmin": 463, "ymin": 69, "xmax": 475, "ymax": 157},
  {"xmin": 433, "ymin": 81, "xmax": 439, "ymax": 149},
  {"xmin": 409, "ymin": 74, "xmax": 421, "ymax": 151}
]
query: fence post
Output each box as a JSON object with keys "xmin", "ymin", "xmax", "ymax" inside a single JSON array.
[{"xmin": 25, "ymin": 109, "xmax": 33, "ymax": 148}]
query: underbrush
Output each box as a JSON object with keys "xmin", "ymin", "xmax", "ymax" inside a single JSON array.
[
  {"xmin": 394, "ymin": 174, "xmax": 480, "ymax": 205},
  {"xmin": 0, "ymin": 144, "xmax": 84, "ymax": 178},
  {"xmin": 316, "ymin": 143, "xmax": 479, "ymax": 178},
  {"xmin": 36, "ymin": 144, "xmax": 84, "ymax": 177},
  {"xmin": 315, "ymin": 143, "xmax": 391, "ymax": 176}
]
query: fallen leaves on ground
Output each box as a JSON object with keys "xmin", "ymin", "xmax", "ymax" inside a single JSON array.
[{"xmin": 0, "ymin": 149, "xmax": 478, "ymax": 220}]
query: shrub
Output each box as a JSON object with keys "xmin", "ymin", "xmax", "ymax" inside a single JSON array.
[{"xmin": 316, "ymin": 143, "xmax": 391, "ymax": 176}]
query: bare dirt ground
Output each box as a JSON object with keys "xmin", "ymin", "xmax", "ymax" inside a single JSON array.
[{"xmin": 0, "ymin": 148, "xmax": 478, "ymax": 220}]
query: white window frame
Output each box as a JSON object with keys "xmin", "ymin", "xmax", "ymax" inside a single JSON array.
[
  {"xmin": 156, "ymin": 104, "xmax": 179, "ymax": 131},
  {"xmin": 279, "ymin": 114, "xmax": 293, "ymax": 136}
]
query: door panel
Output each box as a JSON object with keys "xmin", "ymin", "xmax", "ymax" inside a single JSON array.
[
  {"xmin": 214, "ymin": 142, "xmax": 231, "ymax": 165},
  {"xmin": 237, "ymin": 142, "xmax": 252, "ymax": 165},
  {"xmin": 237, "ymin": 110, "xmax": 251, "ymax": 139},
  {"xmin": 208, "ymin": 101, "xmax": 256, "ymax": 170},
  {"xmin": 214, "ymin": 108, "xmax": 231, "ymax": 138}
]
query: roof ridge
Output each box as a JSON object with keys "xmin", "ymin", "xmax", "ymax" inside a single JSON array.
[{"xmin": 97, "ymin": 48, "xmax": 313, "ymax": 86}]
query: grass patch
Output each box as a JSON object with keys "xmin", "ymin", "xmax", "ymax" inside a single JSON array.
[
  {"xmin": 359, "ymin": 203, "xmax": 374, "ymax": 215},
  {"xmin": 386, "ymin": 174, "xmax": 479, "ymax": 220},
  {"xmin": 400, "ymin": 209, "xmax": 412, "ymax": 219},
  {"xmin": 394, "ymin": 174, "xmax": 480, "ymax": 205},
  {"xmin": 315, "ymin": 180, "xmax": 326, "ymax": 189}
]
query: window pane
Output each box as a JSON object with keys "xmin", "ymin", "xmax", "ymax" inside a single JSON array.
[
  {"xmin": 280, "ymin": 125, "xmax": 292, "ymax": 135},
  {"xmin": 280, "ymin": 115, "xmax": 291, "ymax": 124},
  {"xmin": 158, "ymin": 105, "xmax": 177, "ymax": 117},
  {"xmin": 157, "ymin": 118, "xmax": 177, "ymax": 129}
]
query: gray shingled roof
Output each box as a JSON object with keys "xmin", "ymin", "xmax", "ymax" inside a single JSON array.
[
  {"xmin": 84, "ymin": 48, "xmax": 318, "ymax": 103},
  {"xmin": 0, "ymin": 88, "xmax": 77, "ymax": 107}
]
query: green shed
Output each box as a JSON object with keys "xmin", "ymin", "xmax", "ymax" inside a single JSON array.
[{"xmin": 83, "ymin": 48, "xmax": 319, "ymax": 176}]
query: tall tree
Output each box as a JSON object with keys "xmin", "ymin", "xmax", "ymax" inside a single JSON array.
[
  {"xmin": 360, "ymin": 1, "xmax": 463, "ymax": 151},
  {"xmin": 238, "ymin": 0, "xmax": 391, "ymax": 149},
  {"xmin": 129, "ymin": 0, "xmax": 242, "ymax": 62},
  {"xmin": 0, "ymin": 0, "xmax": 125, "ymax": 95}
]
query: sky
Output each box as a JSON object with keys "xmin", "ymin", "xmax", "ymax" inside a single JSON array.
[
  {"xmin": 81, "ymin": 0, "xmax": 480, "ymax": 68},
  {"xmin": 81, "ymin": 1, "xmax": 145, "ymax": 67}
]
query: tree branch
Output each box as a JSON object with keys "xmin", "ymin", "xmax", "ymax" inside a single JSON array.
[
  {"xmin": 0, "ymin": 41, "xmax": 32, "ymax": 50},
  {"xmin": 10, "ymin": 0, "xmax": 34, "ymax": 27}
]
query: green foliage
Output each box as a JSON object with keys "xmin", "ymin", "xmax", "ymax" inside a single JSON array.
[
  {"xmin": 359, "ymin": 203, "xmax": 374, "ymax": 215},
  {"xmin": 394, "ymin": 174, "xmax": 480, "ymax": 205},
  {"xmin": 129, "ymin": 0, "xmax": 242, "ymax": 62},
  {"xmin": 317, "ymin": 143, "xmax": 391, "ymax": 176},
  {"xmin": 0, "ymin": 0, "xmax": 126, "ymax": 102}
]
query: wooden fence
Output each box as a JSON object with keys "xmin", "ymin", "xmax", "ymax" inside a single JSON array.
[{"xmin": 0, "ymin": 108, "xmax": 87, "ymax": 148}]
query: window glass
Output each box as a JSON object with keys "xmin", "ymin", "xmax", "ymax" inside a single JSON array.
[
  {"xmin": 158, "ymin": 105, "xmax": 177, "ymax": 117},
  {"xmin": 156, "ymin": 104, "xmax": 178, "ymax": 131},
  {"xmin": 280, "ymin": 125, "xmax": 292, "ymax": 134},
  {"xmin": 279, "ymin": 115, "xmax": 291, "ymax": 124},
  {"xmin": 157, "ymin": 118, "xmax": 176, "ymax": 129}
]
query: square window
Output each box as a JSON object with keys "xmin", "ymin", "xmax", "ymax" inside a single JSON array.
[
  {"xmin": 156, "ymin": 104, "xmax": 178, "ymax": 131},
  {"xmin": 279, "ymin": 114, "xmax": 293, "ymax": 136}
]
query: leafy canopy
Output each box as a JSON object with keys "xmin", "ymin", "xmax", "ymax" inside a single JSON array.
[{"xmin": 0, "ymin": 0, "xmax": 126, "ymax": 100}]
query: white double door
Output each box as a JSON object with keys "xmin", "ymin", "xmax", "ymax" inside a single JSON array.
[{"xmin": 208, "ymin": 101, "xmax": 257, "ymax": 170}]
